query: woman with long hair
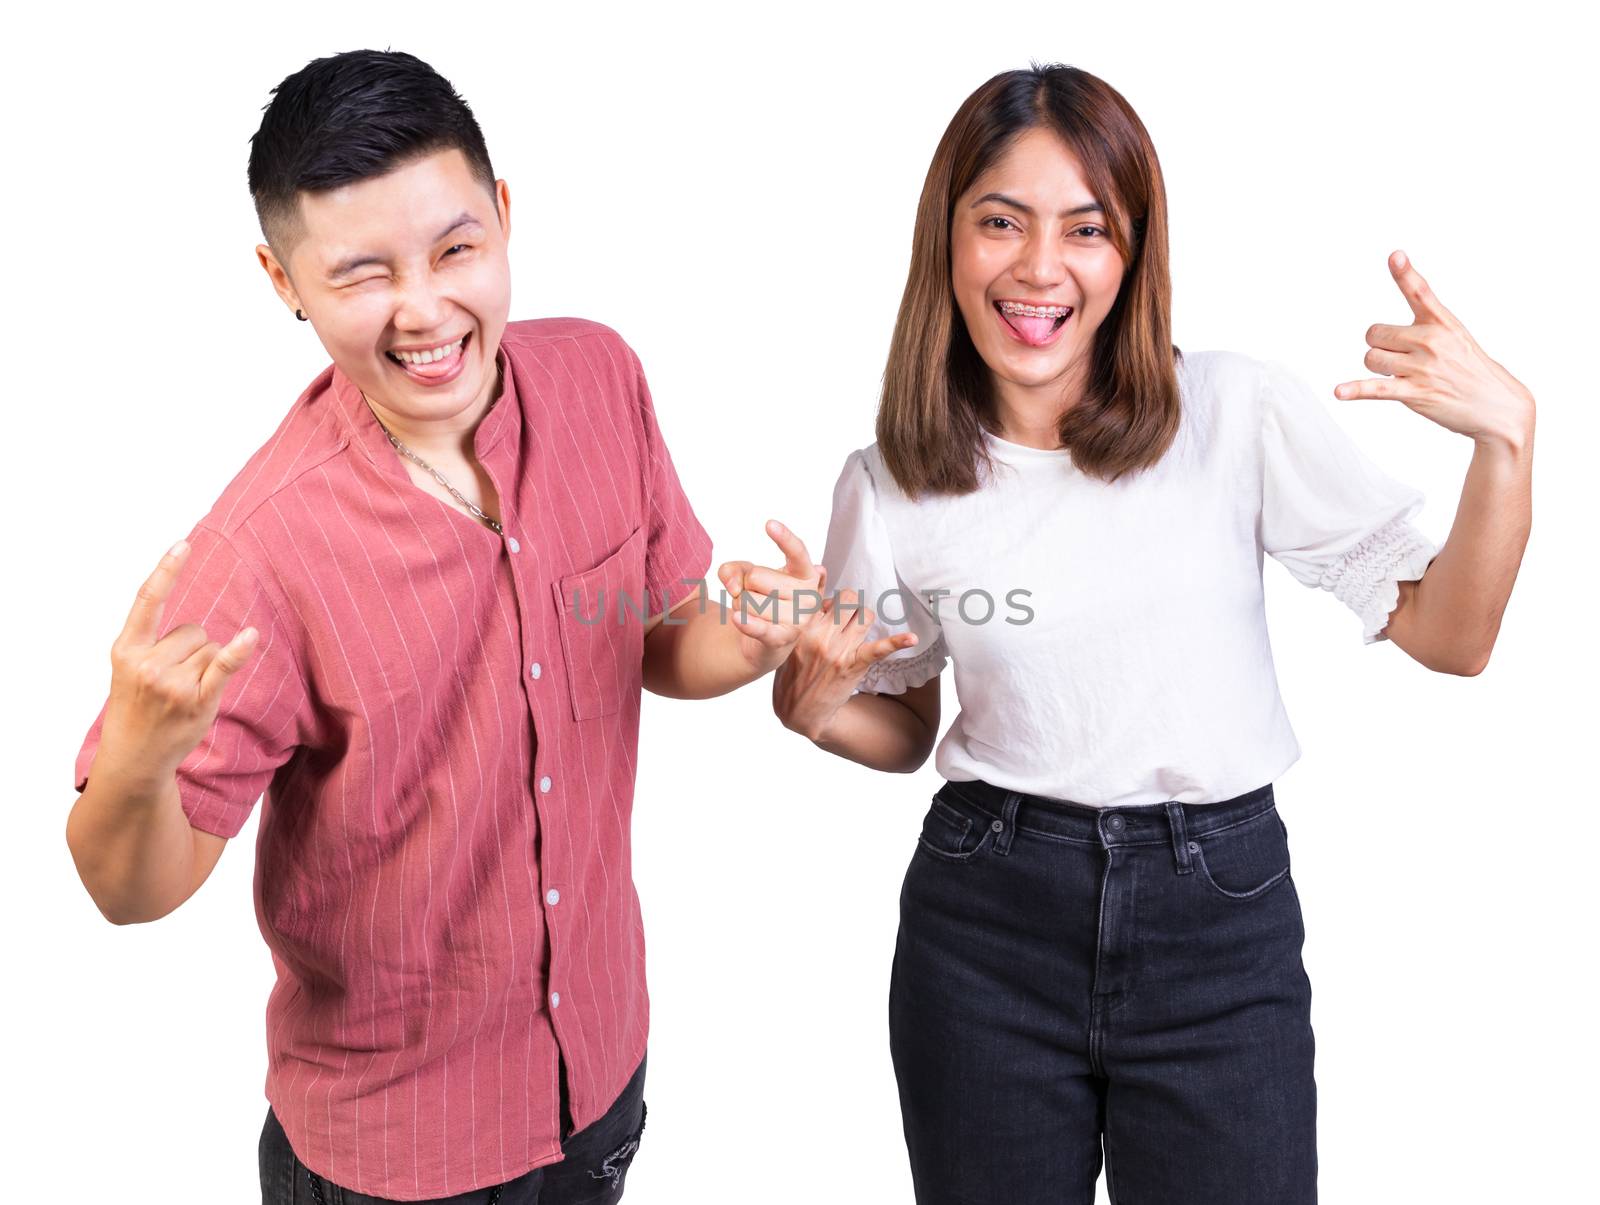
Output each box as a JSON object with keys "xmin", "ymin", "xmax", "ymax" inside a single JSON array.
[{"xmin": 762, "ymin": 63, "xmax": 1533, "ymax": 1203}]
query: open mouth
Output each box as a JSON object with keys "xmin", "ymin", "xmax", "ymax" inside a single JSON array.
[
  {"xmin": 385, "ymin": 330, "xmax": 471, "ymax": 383},
  {"xmin": 994, "ymin": 301, "xmax": 1072, "ymax": 348}
]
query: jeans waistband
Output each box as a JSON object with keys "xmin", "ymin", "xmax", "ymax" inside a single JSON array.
[{"xmin": 936, "ymin": 777, "xmax": 1277, "ymax": 849}]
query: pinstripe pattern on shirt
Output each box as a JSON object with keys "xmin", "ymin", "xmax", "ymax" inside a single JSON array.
[{"xmin": 73, "ymin": 317, "xmax": 713, "ymax": 1199}]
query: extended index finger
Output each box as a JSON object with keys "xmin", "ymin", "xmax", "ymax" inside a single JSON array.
[
  {"xmin": 1389, "ymin": 250, "xmax": 1461, "ymax": 329},
  {"xmin": 762, "ymin": 519, "xmax": 816, "ymax": 579},
  {"xmin": 120, "ymin": 538, "xmax": 191, "ymax": 648}
]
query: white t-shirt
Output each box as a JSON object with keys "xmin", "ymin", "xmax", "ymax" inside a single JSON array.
[{"xmin": 819, "ymin": 349, "xmax": 1438, "ymax": 808}]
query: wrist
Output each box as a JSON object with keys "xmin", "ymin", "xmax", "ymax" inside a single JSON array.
[
  {"xmin": 91, "ymin": 737, "xmax": 182, "ymax": 805},
  {"xmin": 742, "ymin": 633, "xmax": 790, "ymax": 676},
  {"xmin": 778, "ymin": 701, "xmax": 828, "ymax": 744},
  {"xmin": 1472, "ymin": 392, "xmax": 1535, "ymax": 458},
  {"xmin": 1472, "ymin": 422, "xmax": 1533, "ymax": 464},
  {"xmin": 803, "ymin": 700, "xmax": 854, "ymax": 747}
]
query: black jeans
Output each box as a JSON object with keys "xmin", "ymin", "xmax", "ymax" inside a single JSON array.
[
  {"xmin": 889, "ymin": 779, "xmax": 1317, "ymax": 1204},
  {"xmin": 259, "ymin": 1053, "xmax": 646, "ymax": 1204}
]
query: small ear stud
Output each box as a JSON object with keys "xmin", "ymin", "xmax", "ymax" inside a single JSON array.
[{"xmin": 295, "ymin": 308, "xmax": 308, "ymax": 321}]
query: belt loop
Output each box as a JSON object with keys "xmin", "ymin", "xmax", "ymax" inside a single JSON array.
[
  {"xmin": 1165, "ymin": 802, "xmax": 1194, "ymax": 875},
  {"xmin": 993, "ymin": 792, "xmax": 1022, "ymax": 857}
]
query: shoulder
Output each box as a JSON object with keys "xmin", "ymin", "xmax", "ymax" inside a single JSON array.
[
  {"xmin": 833, "ymin": 442, "xmax": 932, "ymax": 531},
  {"xmin": 1173, "ymin": 348, "xmax": 1286, "ymax": 451},
  {"xmin": 499, "ymin": 317, "xmax": 651, "ymax": 403},
  {"xmin": 854, "ymin": 442, "xmax": 906, "ymax": 492},
  {"xmin": 500, "ymin": 316, "xmax": 636, "ymax": 360},
  {"xmin": 1176, "ymin": 347, "xmax": 1267, "ymax": 399},
  {"xmin": 1183, "ymin": 347, "xmax": 1327, "ymax": 405},
  {"xmin": 196, "ymin": 364, "xmax": 346, "ymax": 544},
  {"xmin": 836, "ymin": 442, "xmax": 901, "ymax": 501}
]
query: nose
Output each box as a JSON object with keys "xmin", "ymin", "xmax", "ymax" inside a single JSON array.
[
  {"xmin": 1013, "ymin": 230, "xmax": 1069, "ymax": 290},
  {"xmin": 391, "ymin": 272, "xmax": 453, "ymax": 335}
]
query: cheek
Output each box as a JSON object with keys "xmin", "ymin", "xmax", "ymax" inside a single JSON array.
[
  {"xmin": 320, "ymin": 299, "xmax": 390, "ymax": 357},
  {"xmin": 951, "ymin": 245, "xmax": 1002, "ymax": 321},
  {"xmin": 1088, "ymin": 257, "xmax": 1126, "ymax": 308},
  {"xmin": 475, "ymin": 263, "xmax": 513, "ymax": 319},
  {"xmin": 949, "ymin": 242, "xmax": 977, "ymax": 296}
]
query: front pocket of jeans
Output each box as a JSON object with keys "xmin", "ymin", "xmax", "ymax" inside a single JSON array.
[
  {"xmin": 1188, "ymin": 807, "xmax": 1292, "ymax": 900},
  {"xmin": 914, "ymin": 796, "xmax": 991, "ymax": 864}
]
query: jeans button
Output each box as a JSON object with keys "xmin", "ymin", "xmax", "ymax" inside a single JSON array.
[
  {"xmin": 990, "ymin": 819, "xmax": 1004, "ymax": 833},
  {"xmin": 1107, "ymin": 814, "xmax": 1125, "ymax": 832}
]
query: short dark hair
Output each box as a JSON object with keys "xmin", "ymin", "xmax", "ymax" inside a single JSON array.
[{"xmin": 248, "ymin": 48, "xmax": 496, "ymax": 261}]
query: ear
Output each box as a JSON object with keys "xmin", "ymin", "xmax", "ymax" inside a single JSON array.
[
  {"xmin": 256, "ymin": 243, "xmax": 303, "ymax": 316},
  {"xmin": 495, "ymin": 178, "xmax": 512, "ymax": 245}
]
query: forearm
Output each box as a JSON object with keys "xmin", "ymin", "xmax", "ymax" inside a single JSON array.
[
  {"xmin": 643, "ymin": 593, "xmax": 781, "ymax": 699},
  {"xmin": 66, "ymin": 753, "xmax": 198, "ymax": 925},
  {"xmin": 801, "ymin": 691, "xmax": 934, "ymax": 775},
  {"xmin": 1398, "ymin": 430, "xmax": 1532, "ymax": 673}
]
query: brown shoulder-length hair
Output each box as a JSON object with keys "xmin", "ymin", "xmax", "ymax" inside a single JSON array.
[{"xmin": 878, "ymin": 63, "xmax": 1182, "ymax": 497}]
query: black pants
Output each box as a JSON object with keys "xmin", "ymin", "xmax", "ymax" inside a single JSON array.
[
  {"xmin": 259, "ymin": 1054, "xmax": 646, "ymax": 1204},
  {"xmin": 889, "ymin": 779, "xmax": 1317, "ymax": 1204}
]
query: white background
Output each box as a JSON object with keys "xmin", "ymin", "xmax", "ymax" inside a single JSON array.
[{"xmin": 8, "ymin": 0, "xmax": 1596, "ymax": 1200}]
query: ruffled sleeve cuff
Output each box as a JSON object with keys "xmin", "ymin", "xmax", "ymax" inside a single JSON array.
[
  {"xmin": 1319, "ymin": 515, "xmax": 1440, "ymax": 644},
  {"xmin": 854, "ymin": 629, "xmax": 949, "ymax": 695}
]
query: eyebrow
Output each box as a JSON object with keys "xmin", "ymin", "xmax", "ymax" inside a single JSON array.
[
  {"xmin": 970, "ymin": 192, "xmax": 1104, "ymax": 218},
  {"xmin": 326, "ymin": 212, "xmax": 485, "ymax": 280}
]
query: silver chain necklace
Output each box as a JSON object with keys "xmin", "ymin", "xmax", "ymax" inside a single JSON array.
[{"xmin": 365, "ymin": 393, "xmax": 504, "ymax": 535}]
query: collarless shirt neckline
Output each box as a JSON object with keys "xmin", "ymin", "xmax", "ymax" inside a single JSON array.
[{"xmin": 328, "ymin": 341, "xmax": 518, "ymax": 488}]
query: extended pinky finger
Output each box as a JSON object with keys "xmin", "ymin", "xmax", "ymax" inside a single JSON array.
[
  {"xmin": 861, "ymin": 632, "xmax": 917, "ymax": 663},
  {"xmin": 197, "ymin": 628, "xmax": 260, "ymax": 696},
  {"xmin": 1334, "ymin": 378, "xmax": 1403, "ymax": 399}
]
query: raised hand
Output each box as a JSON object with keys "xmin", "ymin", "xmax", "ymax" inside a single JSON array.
[
  {"xmin": 771, "ymin": 587, "xmax": 923, "ymax": 741},
  {"xmin": 716, "ymin": 519, "xmax": 829, "ymax": 657},
  {"xmin": 98, "ymin": 540, "xmax": 261, "ymax": 791},
  {"xmin": 1334, "ymin": 250, "xmax": 1535, "ymax": 448}
]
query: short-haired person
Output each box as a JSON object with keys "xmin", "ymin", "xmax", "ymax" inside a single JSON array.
[
  {"xmin": 772, "ymin": 64, "xmax": 1534, "ymax": 1204},
  {"xmin": 66, "ymin": 49, "xmax": 824, "ymax": 1204}
]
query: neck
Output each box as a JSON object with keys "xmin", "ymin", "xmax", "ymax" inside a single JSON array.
[
  {"xmin": 364, "ymin": 359, "xmax": 504, "ymax": 462},
  {"xmin": 989, "ymin": 360, "xmax": 1087, "ymax": 450},
  {"xmin": 990, "ymin": 406, "xmax": 1064, "ymax": 450}
]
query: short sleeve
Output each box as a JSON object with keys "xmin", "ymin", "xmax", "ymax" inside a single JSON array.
[
  {"xmin": 72, "ymin": 522, "xmax": 315, "ymax": 839},
  {"xmin": 626, "ymin": 345, "xmax": 714, "ymax": 615},
  {"xmin": 820, "ymin": 450, "xmax": 948, "ymax": 695},
  {"xmin": 1258, "ymin": 357, "xmax": 1440, "ymax": 644}
]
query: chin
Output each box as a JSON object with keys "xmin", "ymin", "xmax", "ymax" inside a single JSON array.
[{"xmin": 997, "ymin": 358, "xmax": 1072, "ymax": 388}]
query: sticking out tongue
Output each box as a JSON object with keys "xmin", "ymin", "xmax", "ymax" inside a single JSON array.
[{"xmin": 999, "ymin": 307, "xmax": 1070, "ymax": 347}]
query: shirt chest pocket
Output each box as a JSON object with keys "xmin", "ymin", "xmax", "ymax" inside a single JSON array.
[{"xmin": 550, "ymin": 524, "xmax": 648, "ymax": 721}]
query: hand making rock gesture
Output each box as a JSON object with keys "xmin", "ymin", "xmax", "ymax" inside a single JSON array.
[
  {"xmin": 98, "ymin": 540, "xmax": 261, "ymax": 791},
  {"xmin": 1334, "ymin": 250, "xmax": 1535, "ymax": 448}
]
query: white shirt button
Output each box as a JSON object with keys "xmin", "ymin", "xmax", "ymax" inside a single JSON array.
[
  {"xmin": 506, "ymin": 536, "xmax": 520, "ymax": 553},
  {"xmin": 530, "ymin": 662, "xmax": 542, "ymax": 679},
  {"xmin": 546, "ymin": 888, "xmax": 560, "ymax": 906},
  {"xmin": 550, "ymin": 991, "xmax": 561, "ymax": 1009},
  {"xmin": 539, "ymin": 775, "xmax": 552, "ymax": 793}
]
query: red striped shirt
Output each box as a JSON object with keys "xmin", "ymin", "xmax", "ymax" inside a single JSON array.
[{"xmin": 72, "ymin": 318, "xmax": 713, "ymax": 1199}]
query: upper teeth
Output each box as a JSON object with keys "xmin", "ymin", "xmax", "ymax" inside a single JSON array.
[
  {"xmin": 998, "ymin": 302, "xmax": 1071, "ymax": 318},
  {"xmin": 392, "ymin": 335, "xmax": 465, "ymax": 364}
]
